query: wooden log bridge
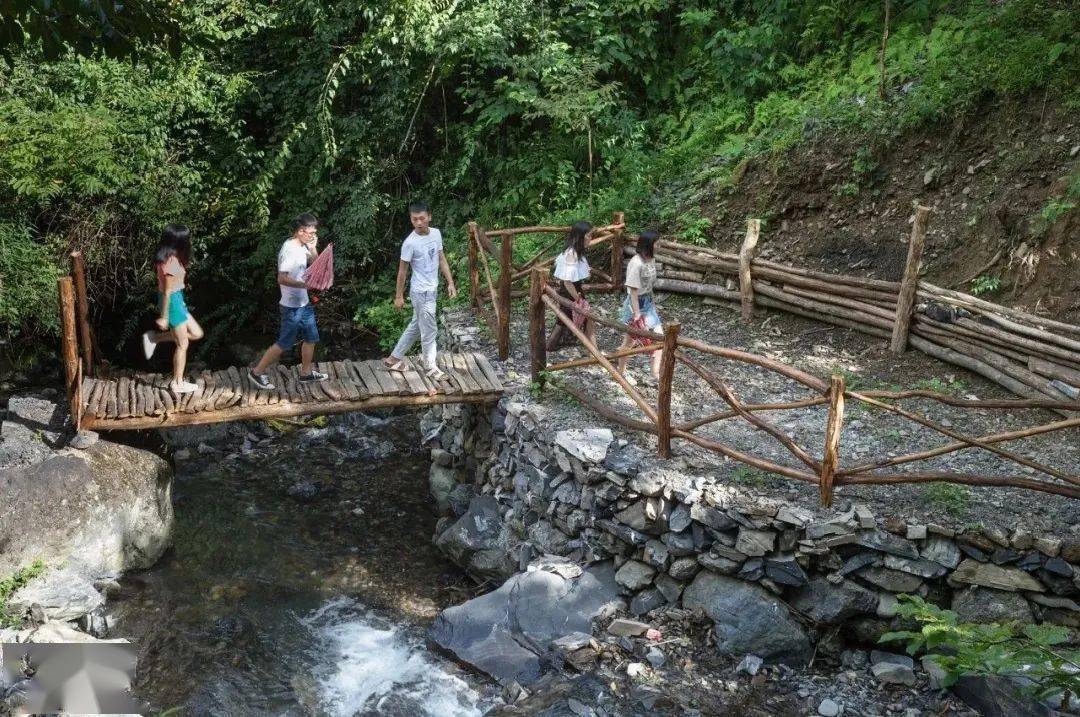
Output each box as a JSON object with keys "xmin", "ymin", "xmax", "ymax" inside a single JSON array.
[{"xmin": 76, "ymin": 354, "xmax": 503, "ymax": 431}]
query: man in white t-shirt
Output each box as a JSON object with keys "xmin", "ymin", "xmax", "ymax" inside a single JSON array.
[
  {"xmin": 248, "ymin": 213, "xmax": 329, "ymax": 390},
  {"xmin": 383, "ymin": 202, "xmax": 458, "ymax": 380}
]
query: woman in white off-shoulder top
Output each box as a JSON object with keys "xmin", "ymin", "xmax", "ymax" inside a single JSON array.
[{"xmin": 547, "ymin": 220, "xmax": 596, "ymax": 350}]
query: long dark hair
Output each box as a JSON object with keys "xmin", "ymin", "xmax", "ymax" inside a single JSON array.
[
  {"xmin": 154, "ymin": 224, "xmax": 191, "ymax": 267},
  {"xmin": 636, "ymin": 230, "xmax": 658, "ymax": 260},
  {"xmin": 566, "ymin": 220, "xmax": 591, "ymax": 259}
]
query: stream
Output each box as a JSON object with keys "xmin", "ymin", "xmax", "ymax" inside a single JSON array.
[{"xmin": 107, "ymin": 408, "xmax": 494, "ymax": 716}]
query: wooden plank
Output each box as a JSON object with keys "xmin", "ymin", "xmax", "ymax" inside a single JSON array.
[
  {"xmin": 133, "ymin": 379, "xmax": 145, "ymax": 417},
  {"xmin": 890, "ymin": 205, "xmax": 931, "ymax": 353},
  {"xmin": 158, "ymin": 377, "xmax": 174, "ymax": 415},
  {"xmin": 407, "ymin": 357, "xmax": 439, "ymax": 396},
  {"xmin": 317, "ymin": 361, "xmax": 343, "ymax": 402},
  {"xmin": 353, "ymin": 361, "xmax": 385, "ymax": 396},
  {"xmin": 303, "ymin": 371, "xmax": 331, "ymax": 402},
  {"xmin": 85, "ymin": 379, "xmax": 105, "ymax": 418},
  {"xmin": 80, "ymin": 377, "xmax": 95, "ymax": 412},
  {"xmin": 435, "ymin": 355, "xmax": 462, "ymax": 394},
  {"xmin": 370, "ymin": 363, "xmax": 402, "ymax": 395},
  {"xmin": 386, "ymin": 360, "xmax": 413, "ymax": 395},
  {"xmin": 271, "ymin": 365, "xmax": 293, "ymax": 404},
  {"xmin": 332, "ymin": 361, "xmax": 361, "ymax": 401},
  {"xmin": 224, "ymin": 367, "xmax": 243, "ymax": 408},
  {"xmin": 452, "ymin": 355, "xmax": 483, "ymax": 393},
  {"xmin": 143, "ymin": 376, "xmax": 163, "ymax": 416},
  {"xmin": 338, "ymin": 361, "xmax": 368, "ymax": 399},
  {"xmin": 472, "ymin": 353, "xmax": 503, "ymax": 391},
  {"xmin": 210, "ymin": 370, "xmax": 231, "ymax": 410},
  {"xmin": 115, "ymin": 377, "xmax": 130, "ymax": 419},
  {"xmin": 398, "ymin": 359, "xmax": 428, "ymax": 395},
  {"xmin": 462, "ymin": 353, "xmax": 494, "ymax": 392}
]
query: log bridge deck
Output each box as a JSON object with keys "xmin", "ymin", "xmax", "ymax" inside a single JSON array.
[{"xmin": 76, "ymin": 353, "xmax": 503, "ymax": 431}]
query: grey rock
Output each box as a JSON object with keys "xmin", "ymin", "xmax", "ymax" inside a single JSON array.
[
  {"xmin": 952, "ymin": 587, "xmax": 1035, "ymax": 624},
  {"xmin": 630, "ymin": 588, "xmax": 666, "ymax": 616},
  {"xmin": 838, "ymin": 551, "xmax": 880, "ymax": 577},
  {"xmin": 789, "ymin": 578, "xmax": 877, "ymax": 624},
  {"xmin": 818, "ymin": 698, "xmax": 841, "ymax": 717},
  {"xmin": 690, "ymin": 503, "xmax": 736, "ymax": 531},
  {"xmin": 615, "ymin": 560, "xmax": 656, "ymax": 591},
  {"xmin": 555, "ymin": 429, "xmax": 613, "ymax": 464},
  {"xmin": 737, "ymin": 557, "xmax": 764, "ymax": 581},
  {"xmin": 871, "ymin": 661, "xmax": 916, "ymax": 685},
  {"xmin": 883, "ymin": 554, "xmax": 948, "ymax": 579},
  {"xmin": 668, "ymin": 557, "xmax": 700, "ymax": 581},
  {"xmin": 447, "ymin": 483, "xmax": 475, "ymax": 517},
  {"xmin": 668, "ymin": 504, "xmax": 691, "ymax": 532},
  {"xmin": 736, "ymin": 654, "xmax": 763, "ymax": 676},
  {"xmin": 922, "ymin": 536, "xmax": 961, "ymax": 569},
  {"xmin": 735, "ymin": 528, "xmax": 775, "ymax": 557},
  {"xmin": 286, "ymin": 481, "xmax": 320, "ymax": 501},
  {"xmin": 922, "ymin": 656, "xmax": 948, "ymax": 689},
  {"xmin": 682, "ymin": 571, "xmax": 811, "ymax": 665},
  {"xmin": 629, "ymin": 469, "xmax": 667, "ymax": 497},
  {"xmin": 551, "ymin": 632, "xmax": 593, "ymax": 651},
  {"xmin": 430, "ymin": 561, "xmax": 623, "ymax": 686},
  {"xmin": 953, "ymin": 675, "xmax": 1051, "ymax": 717},
  {"xmin": 661, "ymin": 530, "xmax": 695, "ymax": 556},
  {"xmin": 598, "ymin": 519, "xmax": 648, "ymax": 546},
  {"xmin": 608, "ymin": 618, "xmax": 649, "ymax": 637},
  {"xmin": 698, "ymin": 551, "xmax": 742, "ymax": 574},
  {"xmin": 68, "ymin": 430, "xmax": 99, "ymax": 450},
  {"xmin": 655, "ymin": 574, "xmax": 685, "ymax": 603},
  {"xmin": 615, "ymin": 501, "xmax": 653, "ymax": 532},
  {"xmin": 763, "ymin": 556, "xmax": 808, "ymax": 587},
  {"xmin": 0, "ymin": 395, "xmax": 67, "ymax": 470},
  {"xmin": 870, "ymin": 650, "xmax": 914, "ymax": 668},
  {"xmin": 642, "ymin": 540, "xmax": 670, "ymax": 570},
  {"xmin": 9, "ymin": 568, "xmax": 104, "ymax": 622},
  {"xmin": 856, "ymin": 530, "xmax": 919, "ymax": 559},
  {"xmin": 436, "ymin": 496, "xmax": 512, "ymax": 580},
  {"xmin": 645, "ymin": 646, "xmax": 666, "ymax": 668},
  {"xmin": 949, "ymin": 559, "xmax": 1045, "ymax": 592},
  {"xmin": 603, "ymin": 443, "xmax": 646, "ymax": 475},
  {"xmin": 0, "ymin": 442, "xmax": 173, "ymax": 578},
  {"xmin": 857, "ymin": 566, "xmax": 924, "ymax": 592}
]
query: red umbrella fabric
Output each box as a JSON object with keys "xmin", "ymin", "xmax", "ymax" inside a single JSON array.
[{"xmin": 303, "ymin": 243, "xmax": 334, "ymax": 291}]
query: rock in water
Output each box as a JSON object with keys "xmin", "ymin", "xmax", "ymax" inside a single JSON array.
[
  {"xmin": 435, "ymin": 495, "xmax": 514, "ymax": 581},
  {"xmin": 0, "ymin": 442, "xmax": 173, "ymax": 577},
  {"xmin": 682, "ymin": 571, "xmax": 811, "ymax": 665},
  {"xmin": 8, "ymin": 568, "xmax": 104, "ymax": 623},
  {"xmin": 429, "ymin": 561, "xmax": 623, "ymax": 686}
]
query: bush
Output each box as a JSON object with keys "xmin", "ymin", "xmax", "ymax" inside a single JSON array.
[{"xmin": 0, "ymin": 224, "xmax": 61, "ymax": 340}]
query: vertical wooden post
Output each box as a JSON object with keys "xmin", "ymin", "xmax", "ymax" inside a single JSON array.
[
  {"xmin": 610, "ymin": 211, "xmax": 625, "ymax": 292},
  {"xmin": 739, "ymin": 218, "xmax": 761, "ymax": 322},
  {"xmin": 819, "ymin": 374, "xmax": 845, "ymax": 507},
  {"xmin": 529, "ymin": 269, "xmax": 548, "ymax": 386},
  {"xmin": 467, "ymin": 222, "xmax": 480, "ymax": 309},
  {"xmin": 890, "ymin": 205, "xmax": 931, "ymax": 353},
  {"xmin": 69, "ymin": 251, "xmax": 93, "ymax": 377},
  {"xmin": 497, "ymin": 234, "xmax": 513, "ymax": 360},
  {"xmin": 58, "ymin": 277, "xmax": 81, "ymax": 426},
  {"xmin": 656, "ymin": 321, "xmax": 681, "ymax": 459}
]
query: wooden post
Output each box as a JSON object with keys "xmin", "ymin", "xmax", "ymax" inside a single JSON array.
[
  {"xmin": 739, "ymin": 218, "xmax": 761, "ymax": 322},
  {"xmin": 69, "ymin": 251, "xmax": 93, "ymax": 376},
  {"xmin": 467, "ymin": 222, "xmax": 480, "ymax": 308},
  {"xmin": 497, "ymin": 233, "xmax": 513, "ymax": 360},
  {"xmin": 58, "ymin": 277, "xmax": 81, "ymax": 425},
  {"xmin": 657, "ymin": 321, "xmax": 681, "ymax": 459},
  {"xmin": 820, "ymin": 374, "xmax": 845, "ymax": 506},
  {"xmin": 890, "ymin": 205, "xmax": 931, "ymax": 353},
  {"xmin": 610, "ymin": 211, "xmax": 625, "ymax": 292},
  {"xmin": 529, "ymin": 269, "xmax": 548, "ymax": 386}
]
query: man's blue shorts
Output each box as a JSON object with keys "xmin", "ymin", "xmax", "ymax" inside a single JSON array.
[{"xmin": 276, "ymin": 303, "xmax": 320, "ymax": 349}]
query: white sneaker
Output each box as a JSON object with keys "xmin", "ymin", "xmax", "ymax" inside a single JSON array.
[
  {"xmin": 142, "ymin": 331, "xmax": 156, "ymax": 360},
  {"xmin": 171, "ymin": 380, "xmax": 198, "ymax": 394}
]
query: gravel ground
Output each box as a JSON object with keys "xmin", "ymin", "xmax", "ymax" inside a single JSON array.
[{"xmin": 495, "ymin": 291, "xmax": 1080, "ymax": 537}]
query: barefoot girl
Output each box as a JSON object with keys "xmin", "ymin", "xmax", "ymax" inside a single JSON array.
[{"xmin": 142, "ymin": 224, "xmax": 204, "ymax": 393}]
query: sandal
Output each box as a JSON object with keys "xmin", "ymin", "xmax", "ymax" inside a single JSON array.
[{"xmin": 383, "ymin": 357, "xmax": 408, "ymax": 373}]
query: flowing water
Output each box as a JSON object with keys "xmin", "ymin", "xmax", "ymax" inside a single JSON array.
[{"xmin": 107, "ymin": 410, "xmax": 493, "ymax": 716}]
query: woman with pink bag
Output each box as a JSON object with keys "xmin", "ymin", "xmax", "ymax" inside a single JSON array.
[
  {"xmin": 546, "ymin": 221, "xmax": 597, "ymax": 351},
  {"xmin": 616, "ymin": 230, "xmax": 663, "ymax": 386}
]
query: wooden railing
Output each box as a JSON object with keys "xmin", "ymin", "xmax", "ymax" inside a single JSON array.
[
  {"xmin": 57, "ymin": 251, "xmax": 97, "ymax": 432},
  {"xmin": 528, "ymin": 268, "xmax": 1080, "ymax": 505},
  {"xmin": 467, "ymin": 212, "xmax": 626, "ymax": 359}
]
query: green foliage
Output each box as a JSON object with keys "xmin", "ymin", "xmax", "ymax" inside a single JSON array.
[
  {"xmin": 0, "ymin": 224, "xmax": 61, "ymax": 339},
  {"xmin": 528, "ymin": 369, "xmax": 552, "ymax": 398},
  {"xmin": 912, "ymin": 376, "xmax": 967, "ymax": 394},
  {"xmin": 970, "ymin": 274, "xmax": 1002, "ymax": 296},
  {"xmin": 676, "ymin": 213, "xmax": 713, "ymax": 245},
  {"xmin": 881, "ymin": 594, "xmax": 1080, "ymax": 708},
  {"xmin": 732, "ymin": 465, "xmax": 767, "ymax": 487},
  {"xmin": 922, "ymin": 482, "xmax": 970, "ymax": 516},
  {"xmin": 357, "ymin": 298, "xmax": 411, "ymax": 353},
  {"xmin": 0, "ymin": 561, "xmax": 46, "ymax": 628}
]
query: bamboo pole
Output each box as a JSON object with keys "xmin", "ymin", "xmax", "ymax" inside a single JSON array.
[
  {"xmin": 529, "ymin": 269, "xmax": 548, "ymax": 386},
  {"xmin": 58, "ymin": 277, "xmax": 81, "ymax": 424},
  {"xmin": 820, "ymin": 375, "xmax": 845, "ymax": 506},
  {"xmin": 739, "ymin": 218, "xmax": 761, "ymax": 321},
  {"xmin": 657, "ymin": 321, "xmax": 680, "ymax": 458},
  {"xmin": 547, "ymin": 344, "xmax": 657, "ymax": 372},
  {"xmin": 69, "ymin": 251, "xmax": 93, "ymax": 377},
  {"xmin": 890, "ymin": 205, "xmax": 931, "ymax": 353},
  {"xmin": 497, "ymin": 234, "xmax": 512, "ymax": 360}
]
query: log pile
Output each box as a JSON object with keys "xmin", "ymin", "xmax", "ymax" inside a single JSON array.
[{"xmin": 649, "ymin": 237, "xmax": 1080, "ymax": 408}]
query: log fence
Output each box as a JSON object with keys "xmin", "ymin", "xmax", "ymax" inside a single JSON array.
[
  {"xmin": 467, "ymin": 213, "xmax": 626, "ymax": 359},
  {"xmin": 527, "ymin": 262, "xmax": 1080, "ymax": 505}
]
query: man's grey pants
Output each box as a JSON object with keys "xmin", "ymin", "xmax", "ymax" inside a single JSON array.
[{"xmin": 391, "ymin": 290, "xmax": 438, "ymax": 370}]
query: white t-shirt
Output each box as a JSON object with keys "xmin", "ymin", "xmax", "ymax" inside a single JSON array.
[
  {"xmin": 553, "ymin": 248, "xmax": 590, "ymax": 283},
  {"xmin": 278, "ymin": 239, "xmax": 310, "ymax": 308},
  {"xmin": 625, "ymin": 254, "xmax": 657, "ymax": 296},
  {"xmin": 401, "ymin": 228, "xmax": 443, "ymax": 293}
]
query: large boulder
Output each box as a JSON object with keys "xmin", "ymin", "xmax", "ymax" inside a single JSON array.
[
  {"xmin": 8, "ymin": 568, "xmax": 104, "ymax": 622},
  {"xmin": 0, "ymin": 441, "xmax": 173, "ymax": 578},
  {"xmin": 429, "ymin": 560, "xmax": 623, "ymax": 686},
  {"xmin": 789, "ymin": 577, "xmax": 878, "ymax": 624},
  {"xmin": 682, "ymin": 571, "xmax": 811, "ymax": 665},
  {"xmin": 435, "ymin": 495, "xmax": 514, "ymax": 581},
  {"xmin": 951, "ymin": 587, "xmax": 1035, "ymax": 624},
  {"xmin": 0, "ymin": 395, "xmax": 67, "ymax": 469}
]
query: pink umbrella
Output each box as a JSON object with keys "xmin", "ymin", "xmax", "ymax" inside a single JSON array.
[{"xmin": 303, "ymin": 243, "xmax": 334, "ymax": 291}]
